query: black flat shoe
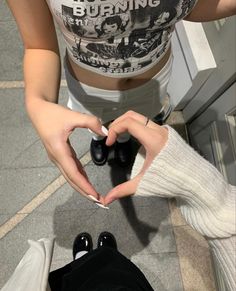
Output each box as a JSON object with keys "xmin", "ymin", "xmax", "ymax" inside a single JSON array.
[
  {"xmin": 115, "ymin": 139, "xmax": 132, "ymax": 167},
  {"xmin": 90, "ymin": 138, "xmax": 109, "ymax": 166},
  {"xmin": 97, "ymin": 231, "xmax": 117, "ymax": 250},
  {"xmin": 73, "ymin": 232, "xmax": 93, "ymax": 260}
]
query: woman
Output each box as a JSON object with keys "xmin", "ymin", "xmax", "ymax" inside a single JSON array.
[{"xmin": 6, "ymin": 0, "xmax": 236, "ymax": 203}]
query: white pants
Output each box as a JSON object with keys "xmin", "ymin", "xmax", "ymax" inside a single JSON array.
[{"xmin": 65, "ymin": 55, "xmax": 173, "ymax": 125}]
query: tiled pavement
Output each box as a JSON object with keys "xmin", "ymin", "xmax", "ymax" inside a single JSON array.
[{"xmin": 0, "ymin": 1, "xmax": 216, "ymax": 290}]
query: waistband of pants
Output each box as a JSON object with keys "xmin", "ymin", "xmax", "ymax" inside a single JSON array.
[{"xmin": 64, "ymin": 53, "xmax": 173, "ymax": 98}]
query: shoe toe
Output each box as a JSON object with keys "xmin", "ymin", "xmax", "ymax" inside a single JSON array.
[
  {"xmin": 73, "ymin": 232, "xmax": 93, "ymax": 259},
  {"xmin": 90, "ymin": 138, "xmax": 109, "ymax": 166},
  {"xmin": 97, "ymin": 231, "xmax": 117, "ymax": 250},
  {"xmin": 115, "ymin": 140, "xmax": 132, "ymax": 167}
]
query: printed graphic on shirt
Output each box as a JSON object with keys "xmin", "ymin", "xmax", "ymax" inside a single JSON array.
[{"xmin": 51, "ymin": 0, "xmax": 197, "ymax": 75}]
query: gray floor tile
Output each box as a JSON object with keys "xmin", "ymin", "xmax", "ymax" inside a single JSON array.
[
  {"xmin": 34, "ymin": 165, "xmax": 175, "ymax": 258},
  {"xmin": 0, "ymin": 10, "xmax": 66, "ymax": 83},
  {"xmin": 0, "ymin": 86, "xmax": 93, "ymax": 225},
  {"xmin": 0, "ymin": 88, "xmax": 91, "ymax": 169},
  {"xmin": 0, "ymin": 21, "xmax": 23, "ymax": 81},
  {"xmin": 85, "ymin": 144, "xmax": 139, "ymax": 198},
  {"xmin": 56, "ymin": 28, "xmax": 67, "ymax": 80},
  {"xmin": 0, "ymin": 215, "xmax": 10, "ymax": 226},
  {"xmin": 165, "ymin": 111, "xmax": 188, "ymax": 141},
  {"xmin": 0, "ymin": 89, "xmax": 39, "ymax": 169},
  {"xmin": 0, "ymin": 0, "xmax": 12, "ymax": 22},
  {"xmin": 34, "ymin": 187, "xmax": 168, "ymax": 257},
  {"xmin": 58, "ymin": 87, "xmax": 69, "ymax": 105},
  {"xmin": 54, "ymin": 87, "xmax": 93, "ymax": 158},
  {"xmin": 0, "ymin": 1, "xmax": 67, "ymax": 81},
  {"xmin": 132, "ymin": 253, "xmax": 184, "ymax": 291},
  {"xmin": 32, "ymin": 161, "xmax": 175, "ymax": 251},
  {"xmin": 0, "ymin": 89, "xmax": 24, "ymax": 123},
  {"xmin": 50, "ymin": 257, "xmax": 74, "ymax": 273},
  {"xmin": 0, "ymin": 207, "xmax": 177, "ymax": 289},
  {"xmin": 0, "ymin": 167, "xmax": 59, "ymax": 225},
  {"xmin": 85, "ymin": 208, "xmax": 175, "ymax": 257},
  {"xmin": 85, "ymin": 164, "xmax": 116, "ymax": 196},
  {"xmin": 34, "ymin": 182, "xmax": 98, "ymax": 213},
  {"xmin": 173, "ymin": 225, "xmax": 216, "ymax": 291}
]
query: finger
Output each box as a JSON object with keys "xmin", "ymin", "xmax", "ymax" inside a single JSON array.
[
  {"xmin": 106, "ymin": 117, "xmax": 151, "ymax": 147},
  {"xmin": 72, "ymin": 113, "xmax": 105, "ymax": 137},
  {"xmin": 56, "ymin": 158, "xmax": 100, "ymax": 198},
  {"xmin": 61, "ymin": 155, "xmax": 99, "ymax": 196},
  {"xmin": 68, "ymin": 141, "xmax": 90, "ymax": 180},
  {"xmin": 110, "ymin": 111, "xmax": 162, "ymax": 131},
  {"xmin": 104, "ymin": 174, "xmax": 142, "ymax": 205},
  {"xmin": 55, "ymin": 161, "xmax": 87, "ymax": 196},
  {"xmin": 58, "ymin": 160, "xmax": 105, "ymax": 205},
  {"xmin": 54, "ymin": 143, "xmax": 100, "ymax": 200},
  {"xmin": 110, "ymin": 110, "xmax": 148, "ymax": 127},
  {"xmin": 110, "ymin": 110, "xmax": 147, "ymax": 126}
]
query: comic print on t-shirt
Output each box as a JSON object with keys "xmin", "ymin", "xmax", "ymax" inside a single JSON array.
[{"xmin": 48, "ymin": 0, "xmax": 197, "ymax": 76}]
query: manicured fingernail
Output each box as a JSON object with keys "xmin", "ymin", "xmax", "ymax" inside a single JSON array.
[
  {"xmin": 95, "ymin": 202, "xmax": 109, "ymax": 210},
  {"xmin": 101, "ymin": 126, "xmax": 108, "ymax": 136},
  {"xmin": 88, "ymin": 195, "xmax": 100, "ymax": 203}
]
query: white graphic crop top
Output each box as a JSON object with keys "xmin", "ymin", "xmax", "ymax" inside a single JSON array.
[{"xmin": 46, "ymin": 0, "xmax": 197, "ymax": 76}]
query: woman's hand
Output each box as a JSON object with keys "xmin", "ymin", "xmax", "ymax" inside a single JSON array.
[
  {"xmin": 104, "ymin": 111, "xmax": 168, "ymax": 205},
  {"xmin": 27, "ymin": 98, "xmax": 105, "ymax": 202}
]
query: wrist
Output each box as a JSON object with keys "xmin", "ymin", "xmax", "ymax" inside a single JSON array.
[{"xmin": 25, "ymin": 96, "xmax": 53, "ymax": 126}]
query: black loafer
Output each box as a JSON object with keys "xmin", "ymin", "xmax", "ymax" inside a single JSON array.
[
  {"xmin": 115, "ymin": 139, "xmax": 132, "ymax": 167},
  {"xmin": 90, "ymin": 138, "xmax": 109, "ymax": 166},
  {"xmin": 97, "ymin": 231, "xmax": 117, "ymax": 250},
  {"xmin": 73, "ymin": 232, "xmax": 93, "ymax": 260}
]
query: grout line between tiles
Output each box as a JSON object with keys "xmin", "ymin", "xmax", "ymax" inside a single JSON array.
[
  {"xmin": 0, "ymin": 151, "xmax": 91, "ymax": 239},
  {"xmin": 0, "ymin": 80, "xmax": 67, "ymax": 89},
  {"xmin": 168, "ymin": 199, "xmax": 186, "ymax": 291},
  {"xmin": 131, "ymin": 251, "xmax": 178, "ymax": 257}
]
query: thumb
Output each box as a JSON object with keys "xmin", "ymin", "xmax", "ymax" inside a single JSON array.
[
  {"xmin": 104, "ymin": 175, "xmax": 142, "ymax": 205},
  {"xmin": 73, "ymin": 113, "xmax": 106, "ymax": 137}
]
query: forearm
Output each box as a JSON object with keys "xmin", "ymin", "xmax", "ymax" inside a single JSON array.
[
  {"xmin": 132, "ymin": 126, "xmax": 236, "ymax": 238},
  {"xmin": 24, "ymin": 48, "xmax": 61, "ymax": 103},
  {"xmin": 185, "ymin": 0, "xmax": 236, "ymax": 22},
  {"xmin": 207, "ymin": 236, "xmax": 236, "ymax": 291},
  {"xmin": 24, "ymin": 48, "xmax": 61, "ymax": 121},
  {"xmin": 7, "ymin": 0, "xmax": 61, "ymax": 106}
]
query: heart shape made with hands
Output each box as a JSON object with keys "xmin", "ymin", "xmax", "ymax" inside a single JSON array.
[{"xmin": 86, "ymin": 112, "xmax": 169, "ymax": 207}]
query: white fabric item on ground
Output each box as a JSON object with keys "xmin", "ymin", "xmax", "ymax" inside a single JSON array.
[{"xmin": 1, "ymin": 238, "xmax": 54, "ymax": 291}]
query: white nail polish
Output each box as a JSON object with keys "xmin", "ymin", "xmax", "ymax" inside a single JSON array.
[
  {"xmin": 95, "ymin": 202, "xmax": 109, "ymax": 210},
  {"xmin": 101, "ymin": 126, "xmax": 108, "ymax": 136},
  {"xmin": 88, "ymin": 195, "xmax": 100, "ymax": 203}
]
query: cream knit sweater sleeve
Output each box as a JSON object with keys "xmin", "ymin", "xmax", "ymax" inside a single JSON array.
[{"xmin": 131, "ymin": 126, "xmax": 236, "ymax": 291}]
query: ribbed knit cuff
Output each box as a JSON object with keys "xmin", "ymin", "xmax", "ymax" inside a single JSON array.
[
  {"xmin": 131, "ymin": 126, "xmax": 236, "ymax": 238},
  {"xmin": 208, "ymin": 236, "xmax": 236, "ymax": 291}
]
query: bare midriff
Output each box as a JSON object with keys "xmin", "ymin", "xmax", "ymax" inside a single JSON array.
[{"xmin": 67, "ymin": 46, "xmax": 171, "ymax": 91}]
